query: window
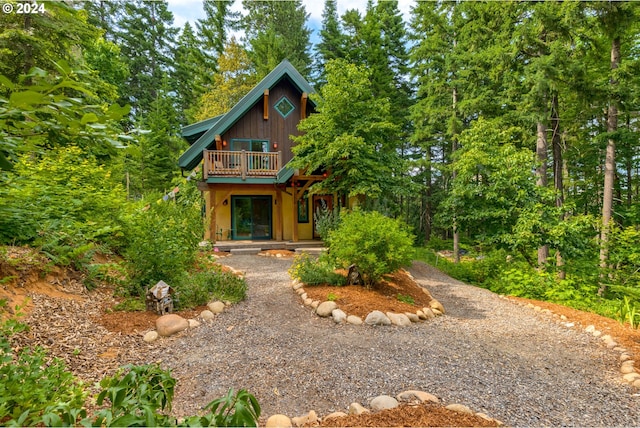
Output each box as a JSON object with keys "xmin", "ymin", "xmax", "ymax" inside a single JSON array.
[{"xmin": 274, "ymin": 96, "xmax": 295, "ymax": 118}]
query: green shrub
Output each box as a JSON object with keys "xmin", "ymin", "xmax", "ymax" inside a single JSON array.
[
  {"xmin": 288, "ymin": 253, "xmax": 347, "ymax": 286},
  {"xmin": 397, "ymin": 294, "xmax": 415, "ymax": 305},
  {"xmin": 313, "ymin": 205, "xmax": 342, "ymax": 241},
  {"xmin": 174, "ymin": 269, "xmax": 247, "ymax": 309},
  {"xmin": 0, "ymin": 306, "xmax": 86, "ymax": 427},
  {"xmin": 122, "ymin": 194, "xmax": 203, "ymax": 297},
  {"xmin": 326, "ymin": 210, "xmax": 414, "ymax": 286}
]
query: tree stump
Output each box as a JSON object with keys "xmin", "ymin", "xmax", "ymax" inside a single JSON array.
[{"xmin": 347, "ymin": 264, "xmax": 364, "ymax": 286}]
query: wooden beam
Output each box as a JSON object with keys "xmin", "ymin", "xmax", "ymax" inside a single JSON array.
[
  {"xmin": 206, "ymin": 189, "xmax": 216, "ymax": 242},
  {"xmin": 275, "ymin": 188, "xmax": 283, "ymax": 241},
  {"xmin": 301, "ymin": 92, "xmax": 308, "ymax": 120},
  {"xmin": 292, "ymin": 180, "xmax": 298, "ymax": 242},
  {"xmin": 263, "ymin": 89, "xmax": 269, "ymax": 120}
]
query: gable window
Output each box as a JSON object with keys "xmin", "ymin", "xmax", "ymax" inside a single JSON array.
[{"xmin": 274, "ymin": 96, "xmax": 295, "ymax": 118}]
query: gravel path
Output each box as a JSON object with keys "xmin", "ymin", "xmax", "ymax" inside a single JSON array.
[{"xmin": 156, "ymin": 255, "xmax": 640, "ymax": 426}]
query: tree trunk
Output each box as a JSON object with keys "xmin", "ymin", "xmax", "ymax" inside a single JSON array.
[
  {"xmin": 551, "ymin": 92, "xmax": 566, "ymax": 279},
  {"xmin": 598, "ymin": 36, "xmax": 620, "ymax": 296},
  {"xmin": 536, "ymin": 121, "xmax": 549, "ymax": 266},
  {"xmin": 452, "ymin": 85, "xmax": 460, "ymax": 264}
]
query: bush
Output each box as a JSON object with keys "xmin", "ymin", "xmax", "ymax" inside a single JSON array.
[
  {"xmin": 122, "ymin": 194, "xmax": 203, "ymax": 297},
  {"xmin": 326, "ymin": 210, "xmax": 414, "ymax": 286},
  {"xmin": 313, "ymin": 205, "xmax": 342, "ymax": 241},
  {"xmin": 174, "ymin": 269, "xmax": 247, "ymax": 309},
  {"xmin": 288, "ymin": 253, "xmax": 347, "ymax": 286}
]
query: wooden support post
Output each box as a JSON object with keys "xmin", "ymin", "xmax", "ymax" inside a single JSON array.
[
  {"xmin": 275, "ymin": 189, "xmax": 283, "ymax": 241},
  {"xmin": 206, "ymin": 188, "xmax": 216, "ymax": 242},
  {"xmin": 263, "ymin": 89, "xmax": 269, "ymax": 120},
  {"xmin": 292, "ymin": 181, "xmax": 299, "ymax": 242},
  {"xmin": 301, "ymin": 92, "xmax": 308, "ymax": 120}
]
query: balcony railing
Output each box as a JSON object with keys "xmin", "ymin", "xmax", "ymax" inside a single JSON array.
[{"xmin": 204, "ymin": 150, "xmax": 282, "ymax": 180}]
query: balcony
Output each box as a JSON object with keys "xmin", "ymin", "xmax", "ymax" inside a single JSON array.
[{"xmin": 204, "ymin": 150, "xmax": 282, "ymax": 180}]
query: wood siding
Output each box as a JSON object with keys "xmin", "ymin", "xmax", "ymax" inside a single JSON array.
[{"xmin": 221, "ymin": 79, "xmax": 313, "ymax": 165}]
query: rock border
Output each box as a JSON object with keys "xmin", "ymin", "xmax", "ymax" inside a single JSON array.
[
  {"xmin": 503, "ymin": 295, "xmax": 640, "ymax": 390},
  {"xmin": 265, "ymin": 389, "xmax": 504, "ymax": 427},
  {"xmin": 291, "ymin": 273, "xmax": 445, "ymax": 327}
]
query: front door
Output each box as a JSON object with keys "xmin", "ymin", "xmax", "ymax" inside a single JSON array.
[
  {"xmin": 231, "ymin": 196, "xmax": 272, "ymax": 240},
  {"xmin": 312, "ymin": 194, "xmax": 334, "ymax": 239}
]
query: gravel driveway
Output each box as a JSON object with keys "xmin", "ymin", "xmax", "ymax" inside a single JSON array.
[{"xmin": 155, "ymin": 255, "xmax": 640, "ymax": 426}]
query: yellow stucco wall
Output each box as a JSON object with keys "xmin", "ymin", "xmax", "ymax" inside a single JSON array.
[{"xmin": 205, "ymin": 185, "xmax": 314, "ymax": 241}]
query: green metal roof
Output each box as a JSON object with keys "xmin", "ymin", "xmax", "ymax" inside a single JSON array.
[
  {"xmin": 178, "ymin": 59, "xmax": 316, "ymax": 171},
  {"xmin": 181, "ymin": 114, "xmax": 224, "ymax": 144},
  {"xmin": 275, "ymin": 161, "xmax": 295, "ymax": 184}
]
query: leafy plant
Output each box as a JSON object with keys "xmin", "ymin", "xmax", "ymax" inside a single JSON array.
[
  {"xmin": 397, "ymin": 294, "xmax": 415, "ymax": 305},
  {"xmin": 288, "ymin": 253, "xmax": 347, "ymax": 286},
  {"xmin": 617, "ymin": 297, "xmax": 640, "ymax": 329},
  {"xmin": 174, "ymin": 269, "xmax": 247, "ymax": 310},
  {"xmin": 327, "ymin": 292, "xmax": 339, "ymax": 302},
  {"xmin": 199, "ymin": 388, "xmax": 261, "ymax": 427},
  {"xmin": 326, "ymin": 210, "xmax": 414, "ymax": 287},
  {"xmin": 313, "ymin": 205, "xmax": 341, "ymax": 241}
]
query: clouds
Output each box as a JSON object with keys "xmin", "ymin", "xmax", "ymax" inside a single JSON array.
[{"xmin": 167, "ymin": 0, "xmax": 415, "ymax": 35}]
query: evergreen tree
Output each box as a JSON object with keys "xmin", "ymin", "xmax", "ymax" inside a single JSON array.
[
  {"xmin": 115, "ymin": 0, "xmax": 178, "ymax": 120},
  {"xmin": 174, "ymin": 22, "xmax": 206, "ymax": 124},
  {"xmin": 241, "ymin": 0, "xmax": 312, "ymax": 78},
  {"xmin": 194, "ymin": 37, "xmax": 257, "ymax": 121},
  {"xmin": 314, "ymin": 0, "xmax": 345, "ymax": 85}
]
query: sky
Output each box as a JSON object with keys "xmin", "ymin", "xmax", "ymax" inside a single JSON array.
[{"xmin": 166, "ymin": 0, "xmax": 416, "ymax": 46}]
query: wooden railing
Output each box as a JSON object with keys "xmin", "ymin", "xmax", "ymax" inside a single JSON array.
[{"xmin": 204, "ymin": 150, "xmax": 282, "ymax": 180}]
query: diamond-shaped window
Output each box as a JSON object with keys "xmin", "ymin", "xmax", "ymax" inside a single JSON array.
[{"xmin": 274, "ymin": 96, "xmax": 295, "ymax": 118}]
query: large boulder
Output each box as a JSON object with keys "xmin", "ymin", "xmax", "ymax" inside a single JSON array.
[
  {"xmin": 208, "ymin": 301, "xmax": 225, "ymax": 314},
  {"xmin": 156, "ymin": 314, "xmax": 189, "ymax": 337},
  {"xmin": 265, "ymin": 414, "xmax": 292, "ymax": 428},
  {"xmin": 316, "ymin": 301, "xmax": 338, "ymax": 317},
  {"xmin": 365, "ymin": 310, "xmax": 391, "ymax": 326},
  {"xmin": 370, "ymin": 395, "xmax": 399, "ymax": 411},
  {"xmin": 386, "ymin": 312, "xmax": 412, "ymax": 326}
]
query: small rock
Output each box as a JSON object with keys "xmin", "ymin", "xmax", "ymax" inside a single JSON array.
[
  {"xmin": 304, "ymin": 298, "xmax": 313, "ymax": 306},
  {"xmin": 606, "ymin": 340, "xmax": 618, "ymax": 349},
  {"xmin": 416, "ymin": 310, "xmax": 427, "ymax": 320},
  {"xmin": 200, "ymin": 310, "xmax": 215, "ymax": 321},
  {"xmin": 208, "ymin": 301, "xmax": 225, "ymax": 314},
  {"xmin": 621, "ymin": 365, "xmax": 635, "ymax": 374},
  {"xmin": 565, "ymin": 322, "xmax": 575, "ymax": 328},
  {"xmin": 475, "ymin": 413, "xmax": 493, "ymax": 421},
  {"xmin": 421, "ymin": 308, "xmax": 436, "ymax": 319},
  {"xmin": 585, "ymin": 325, "xmax": 596, "ymax": 333},
  {"xmin": 291, "ymin": 410, "xmax": 317, "ymax": 427},
  {"xmin": 156, "ymin": 314, "xmax": 189, "ymax": 337},
  {"xmin": 397, "ymin": 390, "xmax": 439, "ymax": 404},
  {"xmin": 188, "ymin": 319, "xmax": 201, "ymax": 328},
  {"xmin": 560, "ymin": 315, "xmax": 567, "ymax": 320},
  {"xmin": 633, "ymin": 379, "xmax": 640, "ymax": 389},
  {"xmin": 621, "ymin": 359, "xmax": 635, "ymax": 367},
  {"xmin": 265, "ymin": 414, "xmax": 292, "ymax": 428},
  {"xmin": 621, "ymin": 354, "xmax": 632, "ymax": 362},
  {"xmin": 534, "ymin": 306, "xmax": 542, "ymax": 311},
  {"xmin": 445, "ymin": 403, "xmax": 473, "ymax": 415},
  {"xmin": 143, "ymin": 331, "xmax": 158, "ymax": 343},
  {"xmin": 432, "ymin": 308, "xmax": 443, "ymax": 316},
  {"xmin": 601, "ymin": 334, "xmax": 613, "ymax": 342},
  {"xmin": 296, "ymin": 288, "xmax": 305, "ymax": 296},
  {"xmin": 324, "ymin": 412, "xmax": 347, "ymax": 420},
  {"xmin": 623, "ymin": 372, "xmax": 640, "ymax": 382},
  {"xmin": 386, "ymin": 312, "xmax": 412, "ymax": 326},
  {"xmin": 348, "ymin": 402, "xmax": 369, "ymax": 415},
  {"xmin": 300, "ymin": 292, "xmax": 308, "ymax": 300},
  {"xmin": 293, "ymin": 282, "xmax": 304, "ymax": 290},
  {"xmin": 365, "ymin": 310, "xmax": 391, "ymax": 326},
  {"xmin": 332, "ymin": 309, "xmax": 347, "ymax": 323},
  {"xmin": 405, "ymin": 312, "xmax": 421, "ymax": 323},
  {"xmin": 316, "ymin": 301, "xmax": 338, "ymax": 317},
  {"xmin": 614, "ymin": 347, "xmax": 627, "ymax": 353},
  {"xmin": 429, "ymin": 299, "xmax": 445, "ymax": 314},
  {"xmin": 541, "ymin": 309, "xmax": 552, "ymax": 314},
  {"xmin": 593, "ymin": 330, "xmax": 602, "ymax": 337},
  {"xmin": 347, "ymin": 315, "xmax": 363, "ymax": 325},
  {"xmin": 370, "ymin": 395, "xmax": 398, "ymax": 411},
  {"xmin": 311, "ymin": 301, "xmax": 320, "ymax": 309}
]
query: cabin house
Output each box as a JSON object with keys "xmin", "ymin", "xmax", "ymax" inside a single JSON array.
[{"xmin": 178, "ymin": 60, "xmax": 333, "ymax": 242}]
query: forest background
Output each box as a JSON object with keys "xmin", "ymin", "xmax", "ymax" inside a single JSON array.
[{"xmin": 1, "ymin": 0, "xmax": 640, "ymax": 326}]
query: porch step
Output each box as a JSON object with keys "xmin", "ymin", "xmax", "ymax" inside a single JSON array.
[
  {"xmin": 294, "ymin": 247, "xmax": 327, "ymax": 255},
  {"xmin": 230, "ymin": 248, "xmax": 262, "ymax": 255}
]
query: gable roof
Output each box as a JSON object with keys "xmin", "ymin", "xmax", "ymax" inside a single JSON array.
[{"xmin": 178, "ymin": 59, "xmax": 316, "ymax": 171}]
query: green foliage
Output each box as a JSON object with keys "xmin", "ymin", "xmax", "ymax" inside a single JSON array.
[
  {"xmin": 288, "ymin": 253, "xmax": 347, "ymax": 286},
  {"xmin": 91, "ymin": 364, "xmax": 175, "ymax": 427},
  {"xmin": 313, "ymin": 205, "xmax": 342, "ymax": 241},
  {"xmin": 291, "ymin": 59, "xmax": 405, "ymax": 201},
  {"xmin": 327, "ymin": 210, "xmax": 414, "ymax": 286},
  {"xmin": 327, "ymin": 292, "xmax": 338, "ymax": 302},
  {"xmin": 0, "ymin": 313, "xmax": 86, "ymax": 427},
  {"xmin": 122, "ymin": 184, "xmax": 203, "ymax": 297},
  {"xmin": 397, "ymin": 294, "xmax": 415, "ymax": 305},
  {"xmin": 198, "ymin": 388, "xmax": 261, "ymax": 428},
  {"xmin": 174, "ymin": 269, "xmax": 247, "ymax": 310},
  {"xmin": 616, "ymin": 297, "xmax": 640, "ymax": 329},
  {"xmin": 113, "ymin": 298, "xmax": 146, "ymax": 312}
]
